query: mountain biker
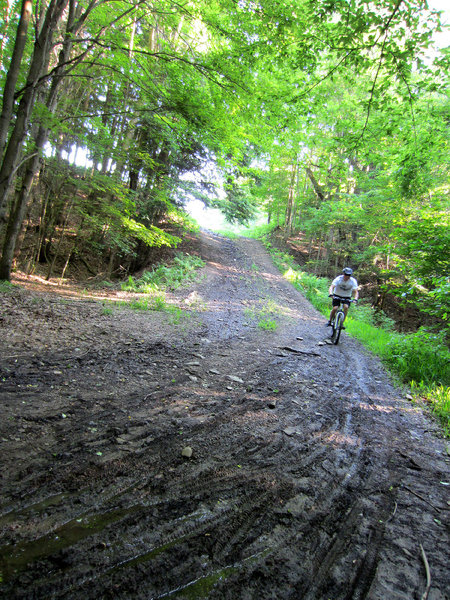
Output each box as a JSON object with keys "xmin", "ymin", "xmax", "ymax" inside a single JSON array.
[{"xmin": 326, "ymin": 267, "xmax": 359, "ymax": 326}]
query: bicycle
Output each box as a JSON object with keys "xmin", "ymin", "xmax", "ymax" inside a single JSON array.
[{"xmin": 329, "ymin": 295, "xmax": 356, "ymax": 345}]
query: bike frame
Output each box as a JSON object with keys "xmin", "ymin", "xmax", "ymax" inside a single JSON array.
[{"xmin": 330, "ymin": 295, "xmax": 354, "ymax": 345}]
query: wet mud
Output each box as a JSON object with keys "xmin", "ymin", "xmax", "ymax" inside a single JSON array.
[{"xmin": 0, "ymin": 231, "xmax": 448, "ymax": 599}]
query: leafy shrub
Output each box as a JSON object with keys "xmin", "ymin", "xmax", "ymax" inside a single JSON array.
[
  {"xmin": 286, "ymin": 268, "xmax": 330, "ymax": 313},
  {"xmin": 0, "ymin": 281, "xmax": 16, "ymax": 292},
  {"xmin": 428, "ymin": 385, "xmax": 450, "ymax": 435},
  {"xmin": 122, "ymin": 253, "xmax": 205, "ymax": 292},
  {"xmin": 246, "ymin": 223, "xmax": 278, "ymax": 240},
  {"xmin": 410, "ymin": 382, "xmax": 450, "ymax": 436},
  {"xmin": 351, "ymin": 304, "xmax": 396, "ymax": 331},
  {"xmin": 258, "ymin": 318, "xmax": 277, "ymax": 330},
  {"xmin": 384, "ymin": 328, "xmax": 450, "ymax": 386},
  {"xmin": 127, "ymin": 297, "xmax": 162, "ymax": 311},
  {"xmin": 346, "ymin": 318, "xmax": 393, "ymax": 356}
]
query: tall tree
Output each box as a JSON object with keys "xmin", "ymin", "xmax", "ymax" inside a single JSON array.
[
  {"xmin": 0, "ymin": 0, "xmax": 32, "ymax": 159},
  {"xmin": 0, "ymin": 0, "xmax": 445, "ymax": 282}
]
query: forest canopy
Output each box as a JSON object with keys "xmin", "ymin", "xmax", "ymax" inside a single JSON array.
[{"xmin": 0, "ymin": 0, "xmax": 448, "ymax": 326}]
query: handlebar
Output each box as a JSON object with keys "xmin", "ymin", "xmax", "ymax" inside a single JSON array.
[{"xmin": 329, "ymin": 294, "xmax": 358, "ymax": 303}]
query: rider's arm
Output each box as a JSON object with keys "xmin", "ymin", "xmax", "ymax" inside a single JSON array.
[
  {"xmin": 329, "ymin": 276, "xmax": 340, "ymax": 296},
  {"xmin": 352, "ymin": 287, "xmax": 359, "ymax": 301}
]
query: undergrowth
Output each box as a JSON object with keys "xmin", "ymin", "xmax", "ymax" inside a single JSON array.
[
  {"xmin": 0, "ymin": 281, "xmax": 16, "ymax": 293},
  {"xmin": 104, "ymin": 252, "xmax": 205, "ymax": 322},
  {"xmin": 244, "ymin": 299, "xmax": 282, "ymax": 332},
  {"xmin": 121, "ymin": 253, "xmax": 205, "ymax": 293},
  {"xmin": 258, "ymin": 318, "xmax": 278, "ymax": 331},
  {"xmin": 103, "ymin": 293, "xmax": 186, "ymax": 324}
]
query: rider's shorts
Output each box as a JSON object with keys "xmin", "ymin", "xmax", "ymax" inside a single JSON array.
[{"xmin": 332, "ymin": 296, "xmax": 352, "ymax": 307}]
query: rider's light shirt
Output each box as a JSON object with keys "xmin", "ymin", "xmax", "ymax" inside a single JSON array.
[{"xmin": 332, "ymin": 275, "xmax": 358, "ymax": 298}]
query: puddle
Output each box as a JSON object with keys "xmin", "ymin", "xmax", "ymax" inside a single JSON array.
[
  {"xmin": 0, "ymin": 504, "xmax": 143, "ymax": 581},
  {"xmin": 158, "ymin": 565, "xmax": 238, "ymax": 599},
  {"xmin": 0, "ymin": 492, "xmax": 71, "ymax": 526},
  {"xmin": 103, "ymin": 506, "xmax": 218, "ymax": 575},
  {"xmin": 0, "ymin": 497, "xmax": 227, "ymax": 585},
  {"xmin": 112, "ymin": 536, "xmax": 188, "ymax": 572},
  {"xmin": 156, "ymin": 550, "xmax": 271, "ymax": 599}
]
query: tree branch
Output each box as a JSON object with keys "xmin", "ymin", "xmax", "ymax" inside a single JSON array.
[
  {"xmin": 392, "ymin": 54, "xmax": 418, "ymax": 146},
  {"xmin": 354, "ymin": 31, "xmax": 390, "ymax": 146},
  {"xmin": 290, "ymin": 50, "xmax": 355, "ymax": 103},
  {"xmin": 58, "ymin": 107, "xmax": 162, "ymax": 122}
]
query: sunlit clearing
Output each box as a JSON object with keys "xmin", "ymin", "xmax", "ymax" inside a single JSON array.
[
  {"xmin": 187, "ymin": 199, "xmax": 226, "ymax": 230},
  {"xmin": 186, "ymin": 200, "xmax": 266, "ymax": 235}
]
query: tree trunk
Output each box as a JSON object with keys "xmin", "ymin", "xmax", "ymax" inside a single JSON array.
[
  {"xmin": 59, "ymin": 245, "xmax": 75, "ymax": 283},
  {"xmin": 0, "ymin": 187, "xmax": 29, "ymax": 279},
  {"xmin": 106, "ymin": 247, "xmax": 116, "ymax": 279},
  {"xmin": 305, "ymin": 166, "xmax": 325, "ymax": 202},
  {"xmin": 45, "ymin": 199, "xmax": 74, "ymax": 280},
  {"xmin": 101, "ymin": 84, "xmax": 119, "ymax": 174},
  {"xmin": 0, "ymin": 146, "xmax": 43, "ymax": 278},
  {"xmin": 0, "ymin": 0, "xmax": 70, "ymax": 224},
  {"xmin": 0, "ymin": 0, "xmax": 87, "ymax": 279},
  {"xmin": 0, "ymin": 0, "xmax": 33, "ymax": 160},
  {"xmin": 315, "ymin": 233, "xmax": 323, "ymax": 275},
  {"xmin": 0, "ymin": 0, "xmax": 14, "ymax": 70},
  {"xmin": 294, "ymin": 169, "xmax": 308, "ymax": 231},
  {"xmin": 284, "ymin": 160, "xmax": 297, "ymax": 236}
]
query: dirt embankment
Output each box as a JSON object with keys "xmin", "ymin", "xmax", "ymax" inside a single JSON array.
[{"xmin": 0, "ymin": 230, "xmax": 448, "ymax": 600}]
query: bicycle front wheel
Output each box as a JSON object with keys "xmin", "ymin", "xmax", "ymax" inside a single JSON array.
[{"xmin": 332, "ymin": 311, "xmax": 345, "ymax": 345}]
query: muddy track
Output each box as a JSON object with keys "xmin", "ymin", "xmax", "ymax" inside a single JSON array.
[{"xmin": 0, "ymin": 230, "xmax": 448, "ymax": 599}]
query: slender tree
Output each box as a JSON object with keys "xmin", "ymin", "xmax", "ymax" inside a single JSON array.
[{"xmin": 0, "ymin": 0, "xmax": 32, "ymax": 159}]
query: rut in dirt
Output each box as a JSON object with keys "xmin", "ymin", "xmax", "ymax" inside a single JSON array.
[{"xmin": 0, "ymin": 231, "xmax": 448, "ymax": 600}]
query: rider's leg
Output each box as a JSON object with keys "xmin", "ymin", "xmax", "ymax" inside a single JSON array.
[
  {"xmin": 329, "ymin": 297, "xmax": 340, "ymax": 323},
  {"xmin": 343, "ymin": 302, "xmax": 350, "ymax": 320}
]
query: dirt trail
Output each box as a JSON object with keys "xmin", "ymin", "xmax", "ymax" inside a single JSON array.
[{"xmin": 0, "ymin": 230, "xmax": 448, "ymax": 600}]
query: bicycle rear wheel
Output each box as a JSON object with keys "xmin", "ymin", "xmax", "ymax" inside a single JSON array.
[{"xmin": 332, "ymin": 311, "xmax": 345, "ymax": 345}]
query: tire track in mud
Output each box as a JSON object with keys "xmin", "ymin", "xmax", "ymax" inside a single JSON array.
[
  {"xmin": 0, "ymin": 362, "xmax": 423, "ymax": 600},
  {"xmin": 0, "ymin": 396, "xmax": 372, "ymax": 599},
  {"xmin": 1, "ymin": 231, "xmax": 448, "ymax": 599},
  {"xmin": 0, "ymin": 405, "xmax": 442, "ymax": 600}
]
